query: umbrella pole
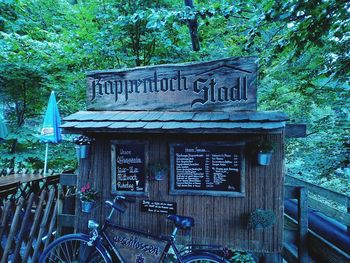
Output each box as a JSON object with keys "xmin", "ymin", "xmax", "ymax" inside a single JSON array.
[{"xmin": 44, "ymin": 143, "xmax": 49, "ymax": 176}]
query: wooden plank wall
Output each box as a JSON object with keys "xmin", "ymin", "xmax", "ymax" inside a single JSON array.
[{"xmin": 76, "ymin": 132, "xmax": 284, "ymax": 253}]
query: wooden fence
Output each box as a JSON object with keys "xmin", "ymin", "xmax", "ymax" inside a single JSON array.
[
  {"xmin": 0, "ymin": 187, "xmax": 58, "ymax": 262},
  {"xmin": 0, "ymin": 168, "xmax": 56, "ymax": 177},
  {"xmin": 285, "ymin": 175, "xmax": 350, "ymax": 232},
  {"xmin": 284, "ymin": 175, "xmax": 350, "ymax": 263},
  {"xmin": 1, "ymin": 172, "xmax": 348, "ymax": 262},
  {"xmin": 283, "ymin": 185, "xmax": 308, "ymax": 263}
]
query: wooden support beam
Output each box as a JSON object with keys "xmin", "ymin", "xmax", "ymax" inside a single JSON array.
[
  {"xmin": 284, "ymin": 186, "xmax": 309, "ymax": 263},
  {"xmin": 0, "ymin": 200, "xmax": 13, "ymax": 243},
  {"xmin": 184, "ymin": 0, "xmax": 200, "ymax": 51},
  {"xmin": 23, "ymin": 190, "xmax": 47, "ymax": 262},
  {"xmin": 1, "ymin": 199, "xmax": 24, "ymax": 263},
  {"xmin": 44, "ymin": 201, "xmax": 58, "ymax": 249},
  {"xmin": 263, "ymin": 252, "xmax": 283, "ymax": 263},
  {"xmin": 308, "ymin": 197, "xmax": 350, "ymax": 226},
  {"xmin": 13, "ymin": 193, "xmax": 35, "ymax": 263},
  {"xmin": 282, "ymin": 242, "xmax": 298, "ymax": 263},
  {"xmin": 60, "ymin": 173, "xmax": 77, "ymax": 186},
  {"xmin": 286, "ymin": 175, "xmax": 348, "ymax": 204},
  {"xmin": 58, "ymin": 214, "xmax": 76, "ymax": 228},
  {"xmin": 347, "ymin": 197, "xmax": 350, "ymax": 233},
  {"xmin": 285, "ymin": 124, "xmax": 307, "ymax": 138},
  {"xmin": 285, "ymin": 185, "xmax": 300, "ymax": 199},
  {"xmin": 308, "ymin": 230, "xmax": 350, "ymax": 262},
  {"xmin": 286, "ymin": 174, "xmax": 350, "ymax": 230},
  {"xmin": 298, "ymin": 187, "xmax": 308, "ymax": 263},
  {"xmin": 32, "ymin": 189, "xmax": 56, "ymax": 262},
  {"xmin": 284, "ymin": 215, "xmax": 350, "ymax": 262}
]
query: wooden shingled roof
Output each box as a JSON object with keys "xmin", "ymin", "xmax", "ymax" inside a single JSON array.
[{"xmin": 61, "ymin": 111, "xmax": 288, "ymax": 133}]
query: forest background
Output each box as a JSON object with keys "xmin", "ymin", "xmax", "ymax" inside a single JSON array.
[{"xmin": 0, "ymin": 0, "xmax": 349, "ymax": 194}]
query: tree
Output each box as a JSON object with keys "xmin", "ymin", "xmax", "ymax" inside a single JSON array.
[{"xmin": 0, "ymin": 0, "xmax": 348, "ymax": 193}]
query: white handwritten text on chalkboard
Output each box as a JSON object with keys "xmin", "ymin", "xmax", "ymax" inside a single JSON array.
[{"xmin": 170, "ymin": 143, "xmax": 245, "ymax": 197}]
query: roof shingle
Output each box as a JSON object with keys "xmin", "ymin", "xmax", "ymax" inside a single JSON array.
[{"xmin": 61, "ymin": 110, "xmax": 288, "ymax": 133}]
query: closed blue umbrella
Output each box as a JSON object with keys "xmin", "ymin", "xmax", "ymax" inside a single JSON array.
[
  {"xmin": 0, "ymin": 103, "xmax": 8, "ymax": 142},
  {"xmin": 40, "ymin": 91, "xmax": 62, "ymax": 175},
  {"xmin": 0, "ymin": 117, "xmax": 8, "ymax": 142}
]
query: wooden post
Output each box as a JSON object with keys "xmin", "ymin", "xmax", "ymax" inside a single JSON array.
[
  {"xmin": 23, "ymin": 190, "xmax": 47, "ymax": 262},
  {"xmin": 13, "ymin": 193, "xmax": 35, "ymax": 263},
  {"xmin": 347, "ymin": 196, "xmax": 350, "ymax": 233},
  {"xmin": 76, "ymin": 157, "xmax": 91, "ymax": 233},
  {"xmin": 57, "ymin": 173, "xmax": 77, "ymax": 236},
  {"xmin": 32, "ymin": 189, "xmax": 56, "ymax": 262},
  {"xmin": 298, "ymin": 187, "xmax": 308, "ymax": 263},
  {"xmin": 1, "ymin": 199, "xmax": 24, "ymax": 263},
  {"xmin": 0, "ymin": 200, "xmax": 13, "ymax": 244},
  {"xmin": 263, "ymin": 252, "xmax": 282, "ymax": 263},
  {"xmin": 184, "ymin": 0, "xmax": 200, "ymax": 51}
]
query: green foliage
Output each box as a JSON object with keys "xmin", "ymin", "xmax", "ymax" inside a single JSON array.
[
  {"xmin": 247, "ymin": 209, "xmax": 276, "ymax": 229},
  {"xmin": 80, "ymin": 182, "xmax": 98, "ymax": 202},
  {"xmin": 0, "ymin": 0, "xmax": 348, "ymax": 195},
  {"xmin": 163, "ymin": 248, "xmax": 256, "ymax": 262},
  {"xmin": 256, "ymin": 140, "xmax": 275, "ymax": 152},
  {"xmin": 231, "ymin": 250, "xmax": 256, "ymax": 263}
]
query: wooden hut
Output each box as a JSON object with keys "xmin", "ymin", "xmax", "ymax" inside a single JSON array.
[{"xmin": 62, "ymin": 57, "xmax": 287, "ymax": 261}]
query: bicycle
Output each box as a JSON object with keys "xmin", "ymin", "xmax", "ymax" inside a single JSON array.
[{"xmin": 39, "ymin": 195, "xmax": 233, "ymax": 262}]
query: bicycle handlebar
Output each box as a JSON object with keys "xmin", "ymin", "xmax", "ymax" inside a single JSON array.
[
  {"xmin": 105, "ymin": 195, "xmax": 136, "ymax": 217},
  {"xmin": 113, "ymin": 195, "xmax": 136, "ymax": 203}
]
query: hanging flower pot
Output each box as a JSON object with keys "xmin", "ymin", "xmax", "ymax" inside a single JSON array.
[
  {"xmin": 257, "ymin": 151, "xmax": 273, "ymax": 166},
  {"xmin": 75, "ymin": 145, "xmax": 90, "ymax": 159},
  {"xmin": 79, "ymin": 183, "xmax": 98, "ymax": 213},
  {"xmin": 256, "ymin": 140, "xmax": 275, "ymax": 166},
  {"xmin": 81, "ymin": 200, "xmax": 95, "ymax": 213},
  {"xmin": 73, "ymin": 135, "xmax": 94, "ymax": 159}
]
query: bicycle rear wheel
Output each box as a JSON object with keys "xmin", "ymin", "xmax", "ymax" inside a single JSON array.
[
  {"xmin": 180, "ymin": 252, "xmax": 228, "ymax": 262},
  {"xmin": 39, "ymin": 233, "xmax": 111, "ymax": 263}
]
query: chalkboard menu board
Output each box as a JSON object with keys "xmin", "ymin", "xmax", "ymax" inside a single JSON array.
[
  {"xmin": 170, "ymin": 142, "xmax": 245, "ymax": 197},
  {"xmin": 111, "ymin": 141, "xmax": 148, "ymax": 196}
]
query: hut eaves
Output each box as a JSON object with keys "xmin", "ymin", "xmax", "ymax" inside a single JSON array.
[{"xmin": 61, "ymin": 110, "xmax": 288, "ymax": 134}]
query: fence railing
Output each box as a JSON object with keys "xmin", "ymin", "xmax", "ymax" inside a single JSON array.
[
  {"xmin": 284, "ymin": 185, "xmax": 309, "ymax": 263},
  {"xmin": 0, "ymin": 188, "xmax": 58, "ymax": 263},
  {"xmin": 285, "ymin": 175, "xmax": 350, "ymax": 232},
  {"xmin": 0, "ymin": 168, "xmax": 56, "ymax": 177}
]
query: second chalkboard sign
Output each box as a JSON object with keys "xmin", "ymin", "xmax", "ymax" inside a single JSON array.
[
  {"xmin": 170, "ymin": 142, "xmax": 245, "ymax": 197},
  {"xmin": 111, "ymin": 140, "xmax": 148, "ymax": 196}
]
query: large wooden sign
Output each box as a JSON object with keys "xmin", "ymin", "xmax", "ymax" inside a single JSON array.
[
  {"xmin": 111, "ymin": 140, "xmax": 148, "ymax": 196},
  {"xmin": 86, "ymin": 57, "xmax": 257, "ymax": 111},
  {"xmin": 170, "ymin": 142, "xmax": 245, "ymax": 197}
]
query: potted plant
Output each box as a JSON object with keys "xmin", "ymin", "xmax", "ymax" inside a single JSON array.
[
  {"xmin": 150, "ymin": 162, "xmax": 169, "ymax": 181},
  {"xmin": 231, "ymin": 250, "xmax": 256, "ymax": 263},
  {"xmin": 247, "ymin": 209, "xmax": 276, "ymax": 230},
  {"xmin": 73, "ymin": 135, "xmax": 95, "ymax": 159},
  {"xmin": 256, "ymin": 140, "xmax": 275, "ymax": 166},
  {"xmin": 79, "ymin": 182, "xmax": 98, "ymax": 213}
]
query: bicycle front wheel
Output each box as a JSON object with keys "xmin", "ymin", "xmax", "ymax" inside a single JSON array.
[
  {"xmin": 39, "ymin": 233, "xmax": 111, "ymax": 263},
  {"xmin": 181, "ymin": 252, "xmax": 228, "ymax": 263}
]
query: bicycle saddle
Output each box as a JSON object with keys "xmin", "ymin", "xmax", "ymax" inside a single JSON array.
[{"xmin": 167, "ymin": 215, "xmax": 194, "ymax": 230}]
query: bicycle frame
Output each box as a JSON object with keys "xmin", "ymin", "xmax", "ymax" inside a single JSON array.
[
  {"xmin": 39, "ymin": 197, "xmax": 232, "ymax": 263},
  {"xmin": 80, "ymin": 197, "xmax": 231, "ymax": 263},
  {"xmin": 98, "ymin": 220, "xmax": 184, "ymax": 263}
]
